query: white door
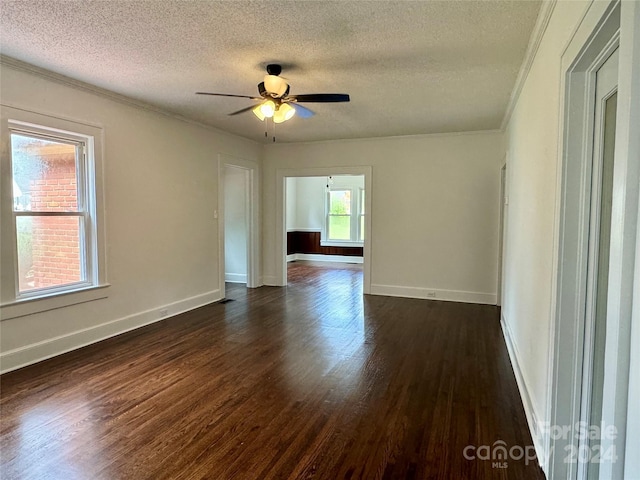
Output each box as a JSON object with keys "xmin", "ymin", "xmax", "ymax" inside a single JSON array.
[{"xmin": 580, "ymin": 48, "xmax": 618, "ymax": 480}]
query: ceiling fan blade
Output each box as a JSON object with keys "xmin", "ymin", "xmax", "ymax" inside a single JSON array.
[
  {"xmin": 290, "ymin": 94, "xmax": 350, "ymax": 103},
  {"xmin": 196, "ymin": 92, "xmax": 261, "ymax": 100},
  {"xmin": 228, "ymin": 105, "xmax": 258, "ymax": 116},
  {"xmin": 288, "ymin": 102, "xmax": 315, "ymax": 119}
]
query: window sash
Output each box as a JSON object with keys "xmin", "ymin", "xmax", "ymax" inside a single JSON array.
[
  {"xmin": 328, "ymin": 189, "xmax": 351, "ymax": 215},
  {"xmin": 9, "ymin": 127, "xmax": 94, "ymax": 300},
  {"xmin": 13, "ymin": 211, "xmax": 85, "ymax": 217},
  {"xmin": 358, "ymin": 188, "xmax": 365, "ymax": 241},
  {"xmin": 10, "ymin": 131, "xmax": 86, "ymax": 214},
  {"xmin": 327, "ymin": 214, "xmax": 351, "ymax": 240},
  {"xmin": 324, "ymin": 187, "xmax": 364, "ymax": 245}
]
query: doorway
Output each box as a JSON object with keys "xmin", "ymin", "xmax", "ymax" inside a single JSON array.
[
  {"xmin": 580, "ymin": 47, "xmax": 618, "ymax": 480},
  {"xmin": 285, "ymin": 175, "xmax": 365, "ymax": 288},
  {"xmin": 218, "ymin": 154, "xmax": 259, "ymax": 299},
  {"xmin": 275, "ymin": 166, "xmax": 372, "ymax": 293},
  {"xmin": 224, "ymin": 165, "xmax": 249, "ymax": 285}
]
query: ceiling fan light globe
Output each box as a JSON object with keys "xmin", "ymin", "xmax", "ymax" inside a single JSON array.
[
  {"xmin": 284, "ymin": 110, "xmax": 295, "ymax": 121},
  {"xmin": 273, "ymin": 103, "xmax": 296, "ymax": 124},
  {"xmin": 259, "ymin": 100, "xmax": 276, "ymax": 118},
  {"xmin": 252, "ymin": 104, "xmax": 266, "ymax": 121},
  {"xmin": 264, "ymin": 75, "xmax": 288, "ymax": 97}
]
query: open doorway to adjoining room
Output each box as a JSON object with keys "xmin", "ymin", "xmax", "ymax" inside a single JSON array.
[
  {"xmin": 285, "ymin": 175, "xmax": 364, "ymax": 289},
  {"xmin": 275, "ymin": 167, "xmax": 372, "ymax": 294}
]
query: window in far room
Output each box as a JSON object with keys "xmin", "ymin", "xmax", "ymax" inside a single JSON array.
[
  {"xmin": 359, "ymin": 188, "xmax": 365, "ymax": 241},
  {"xmin": 322, "ymin": 185, "xmax": 364, "ymax": 247}
]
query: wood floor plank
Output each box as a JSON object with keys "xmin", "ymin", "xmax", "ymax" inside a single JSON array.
[{"xmin": 1, "ymin": 261, "xmax": 545, "ymax": 479}]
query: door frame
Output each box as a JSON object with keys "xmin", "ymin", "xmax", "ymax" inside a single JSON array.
[
  {"xmin": 623, "ymin": 3, "xmax": 640, "ymax": 476},
  {"xmin": 549, "ymin": 1, "xmax": 640, "ymax": 478},
  {"xmin": 275, "ymin": 166, "xmax": 372, "ymax": 293},
  {"xmin": 218, "ymin": 154, "xmax": 260, "ymax": 297},
  {"xmin": 578, "ymin": 46, "xmax": 618, "ymax": 480},
  {"xmin": 497, "ymin": 161, "xmax": 507, "ymax": 307}
]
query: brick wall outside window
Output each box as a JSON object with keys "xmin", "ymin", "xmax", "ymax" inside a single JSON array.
[{"xmin": 27, "ymin": 153, "xmax": 82, "ymax": 289}]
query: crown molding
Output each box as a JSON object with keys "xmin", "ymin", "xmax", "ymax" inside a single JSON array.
[
  {"xmin": 0, "ymin": 55, "xmax": 259, "ymax": 145},
  {"xmin": 265, "ymin": 128, "xmax": 503, "ymax": 148},
  {"xmin": 500, "ymin": 0, "xmax": 558, "ymax": 131}
]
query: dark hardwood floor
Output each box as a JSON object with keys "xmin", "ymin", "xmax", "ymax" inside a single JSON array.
[{"xmin": 1, "ymin": 261, "xmax": 545, "ymax": 479}]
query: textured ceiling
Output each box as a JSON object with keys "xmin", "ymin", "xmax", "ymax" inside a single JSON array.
[{"xmin": 0, "ymin": 0, "xmax": 541, "ymax": 143}]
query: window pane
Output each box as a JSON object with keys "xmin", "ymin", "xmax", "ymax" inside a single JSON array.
[
  {"xmin": 329, "ymin": 190, "xmax": 351, "ymax": 215},
  {"xmin": 16, "ymin": 216, "xmax": 83, "ymax": 293},
  {"xmin": 360, "ymin": 216, "xmax": 365, "ymax": 240},
  {"xmin": 360, "ymin": 189, "xmax": 365, "ymax": 214},
  {"xmin": 329, "ymin": 216, "xmax": 351, "ymax": 240},
  {"xmin": 11, "ymin": 133, "xmax": 79, "ymax": 212}
]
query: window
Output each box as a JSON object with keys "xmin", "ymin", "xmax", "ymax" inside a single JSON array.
[
  {"xmin": 11, "ymin": 131, "xmax": 89, "ymax": 294},
  {"xmin": 327, "ymin": 189, "xmax": 352, "ymax": 240},
  {"xmin": 323, "ymin": 187, "xmax": 365, "ymax": 246},
  {"xmin": 1, "ymin": 108, "xmax": 107, "ymax": 318},
  {"xmin": 359, "ymin": 188, "xmax": 365, "ymax": 241}
]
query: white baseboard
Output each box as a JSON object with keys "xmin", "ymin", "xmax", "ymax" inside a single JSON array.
[
  {"xmin": 500, "ymin": 313, "xmax": 547, "ymax": 471},
  {"xmin": 262, "ymin": 275, "xmax": 281, "ymax": 286},
  {"xmin": 369, "ymin": 284, "xmax": 496, "ymax": 305},
  {"xmin": 0, "ymin": 289, "xmax": 222, "ymax": 374},
  {"xmin": 287, "ymin": 253, "xmax": 364, "ymax": 264},
  {"xmin": 225, "ymin": 273, "xmax": 247, "ymax": 283}
]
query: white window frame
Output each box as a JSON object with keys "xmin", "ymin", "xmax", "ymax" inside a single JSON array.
[
  {"xmin": 0, "ymin": 107, "xmax": 108, "ymax": 320},
  {"xmin": 321, "ymin": 186, "xmax": 364, "ymax": 247},
  {"xmin": 358, "ymin": 187, "xmax": 365, "ymax": 242}
]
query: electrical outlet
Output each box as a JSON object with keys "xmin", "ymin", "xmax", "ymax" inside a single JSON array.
[
  {"xmin": 426, "ymin": 291, "xmax": 436, "ymax": 298},
  {"xmin": 159, "ymin": 308, "xmax": 168, "ymax": 318}
]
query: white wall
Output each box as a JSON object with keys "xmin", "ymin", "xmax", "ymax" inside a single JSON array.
[
  {"xmin": 0, "ymin": 62, "xmax": 261, "ymax": 372},
  {"xmin": 291, "ymin": 176, "xmax": 325, "ymax": 231},
  {"xmin": 503, "ymin": 0, "xmax": 592, "ymax": 427},
  {"xmin": 285, "ymin": 177, "xmax": 297, "ymax": 230},
  {"xmin": 224, "ymin": 165, "xmax": 248, "ymax": 283},
  {"xmin": 264, "ymin": 132, "xmax": 505, "ymax": 304},
  {"xmin": 501, "ymin": 0, "xmax": 592, "ymax": 466}
]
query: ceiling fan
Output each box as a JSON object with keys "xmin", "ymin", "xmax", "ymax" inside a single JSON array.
[{"xmin": 196, "ymin": 64, "xmax": 350, "ymax": 124}]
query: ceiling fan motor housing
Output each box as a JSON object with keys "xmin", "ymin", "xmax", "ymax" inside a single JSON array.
[
  {"xmin": 266, "ymin": 64, "xmax": 282, "ymax": 76},
  {"xmin": 259, "ymin": 80, "xmax": 289, "ymax": 98}
]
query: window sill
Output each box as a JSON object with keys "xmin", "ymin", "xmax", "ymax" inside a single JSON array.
[
  {"xmin": 320, "ymin": 241, "xmax": 364, "ymax": 248},
  {"xmin": 0, "ymin": 284, "xmax": 110, "ymax": 321}
]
